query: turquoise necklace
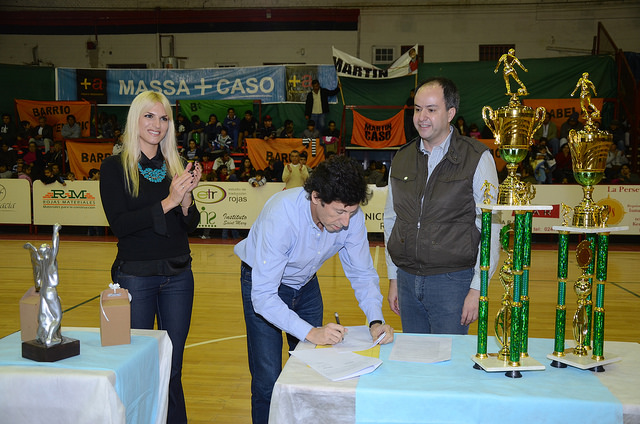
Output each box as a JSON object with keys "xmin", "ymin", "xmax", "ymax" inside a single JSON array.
[{"xmin": 138, "ymin": 162, "xmax": 167, "ymax": 183}]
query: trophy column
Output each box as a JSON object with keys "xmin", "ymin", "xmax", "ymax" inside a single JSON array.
[
  {"xmin": 472, "ymin": 204, "xmax": 551, "ymax": 378},
  {"xmin": 547, "ymin": 225, "xmax": 627, "ymax": 371}
]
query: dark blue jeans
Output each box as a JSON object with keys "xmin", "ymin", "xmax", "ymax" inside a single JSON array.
[
  {"xmin": 397, "ymin": 267, "xmax": 474, "ymax": 335},
  {"xmin": 115, "ymin": 268, "xmax": 194, "ymax": 424},
  {"xmin": 240, "ymin": 263, "xmax": 323, "ymax": 424}
]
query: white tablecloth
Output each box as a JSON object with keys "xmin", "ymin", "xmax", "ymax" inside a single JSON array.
[{"xmin": 0, "ymin": 327, "xmax": 172, "ymax": 424}]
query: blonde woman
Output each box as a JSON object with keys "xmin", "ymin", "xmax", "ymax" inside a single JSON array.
[{"xmin": 100, "ymin": 91, "xmax": 201, "ymax": 424}]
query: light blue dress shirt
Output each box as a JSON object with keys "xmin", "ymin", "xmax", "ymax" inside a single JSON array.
[
  {"xmin": 384, "ymin": 127, "xmax": 501, "ymax": 290},
  {"xmin": 235, "ymin": 187, "xmax": 385, "ymax": 342}
]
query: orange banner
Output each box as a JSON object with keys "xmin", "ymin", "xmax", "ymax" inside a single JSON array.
[
  {"xmin": 15, "ymin": 99, "xmax": 92, "ymax": 139},
  {"xmin": 351, "ymin": 110, "xmax": 406, "ymax": 148},
  {"xmin": 246, "ymin": 138, "xmax": 325, "ymax": 170},
  {"xmin": 522, "ymin": 98, "xmax": 604, "ymax": 132},
  {"xmin": 66, "ymin": 140, "xmax": 114, "ymax": 180}
]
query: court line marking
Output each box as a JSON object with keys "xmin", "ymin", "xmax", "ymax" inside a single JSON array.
[{"xmin": 185, "ymin": 335, "xmax": 246, "ymax": 349}]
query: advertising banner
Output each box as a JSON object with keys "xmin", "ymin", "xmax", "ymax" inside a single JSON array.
[
  {"xmin": 0, "ymin": 179, "xmax": 32, "ymax": 224},
  {"xmin": 194, "ymin": 182, "xmax": 285, "ymax": 229},
  {"xmin": 285, "ymin": 65, "xmax": 339, "ymax": 103},
  {"xmin": 178, "ymin": 100, "xmax": 255, "ymax": 124},
  {"xmin": 15, "ymin": 99, "xmax": 92, "ymax": 139},
  {"xmin": 351, "ymin": 110, "xmax": 406, "ymax": 148},
  {"xmin": 245, "ymin": 138, "xmax": 325, "ymax": 170},
  {"xmin": 66, "ymin": 140, "xmax": 114, "ymax": 180},
  {"xmin": 58, "ymin": 67, "xmax": 286, "ymax": 104},
  {"xmin": 33, "ymin": 180, "xmax": 108, "ymax": 226}
]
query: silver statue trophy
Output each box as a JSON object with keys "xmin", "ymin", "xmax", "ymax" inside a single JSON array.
[{"xmin": 22, "ymin": 224, "xmax": 80, "ymax": 362}]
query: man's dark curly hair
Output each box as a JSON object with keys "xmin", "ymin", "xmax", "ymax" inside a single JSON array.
[{"xmin": 304, "ymin": 155, "xmax": 371, "ymax": 206}]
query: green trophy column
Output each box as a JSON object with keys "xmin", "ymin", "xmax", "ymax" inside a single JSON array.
[
  {"xmin": 592, "ymin": 233, "xmax": 609, "ymax": 360},
  {"xmin": 508, "ymin": 211, "xmax": 525, "ymax": 366},
  {"xmin": 585, "ymin": 233, "xmax": 596, "ymax": 348},
  {"xmin": 520, "ymin": 211, "xmax": 532, "ymax": 357},
  {"xmin": 476, "ymin": 209, "xmax": 492, "ymax": 358},
  {"xmin": 553, "ymin": 231, "xmax": 569, "ymax": 357}
]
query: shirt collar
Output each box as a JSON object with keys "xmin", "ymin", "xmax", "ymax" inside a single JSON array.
[
  {"xmin": 140, "ymin": 150, "xmax": 164, "ymax": 168},
  {"xmin": 419, "ymin": 125, "xmax": 453, "ymax": 155}
]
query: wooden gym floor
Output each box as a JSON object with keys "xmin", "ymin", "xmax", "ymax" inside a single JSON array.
[{"xmin": 0, "ymin": 234, "xmax": 638, "ymax": 423}]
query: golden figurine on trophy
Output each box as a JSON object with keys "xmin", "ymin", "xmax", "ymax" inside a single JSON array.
[
  {"xmin": 567, "ymin": 72, "xmax": 612, "ymax": 228},
  {"xmin": 572, "ymin": 240, "xmax": 593, "ymax": 357},
  {"xmin": 483, "ymin": 49, "xmax": 545, "ymax": 206}
]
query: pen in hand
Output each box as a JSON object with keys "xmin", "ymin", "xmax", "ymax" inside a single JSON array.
[{"xmin": 334, "ymin": 312, "xmax": 341, "ymax": 326}]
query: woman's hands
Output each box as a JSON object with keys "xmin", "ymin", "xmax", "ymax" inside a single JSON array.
[{"xmin": 162, "ymin": 162, "xmax": 202, "ymax": 214}]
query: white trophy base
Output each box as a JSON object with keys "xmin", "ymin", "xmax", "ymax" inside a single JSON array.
[
  {"xmin": 471, "ymin": 353, "xmax": 546, "ymax": 374},
  {"xmin": 547, "ymin": 350, "xmax": 622, "ymax": 370}
]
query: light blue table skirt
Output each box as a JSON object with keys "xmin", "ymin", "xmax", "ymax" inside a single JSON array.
[{"xmin": 356, "ymin": 335, "xmax": 622, "ymax": 424}]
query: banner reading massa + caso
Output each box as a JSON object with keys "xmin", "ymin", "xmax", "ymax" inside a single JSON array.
[
  {"xmin": 57, "ymin": 67, "xmax": 286, "ymax": 104},
  {"xmin": 15, "ymin": 99, "xmax": 91, "ymax": 139}
]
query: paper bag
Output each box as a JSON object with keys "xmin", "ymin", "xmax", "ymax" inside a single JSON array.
[
  {"xmin": 20, "ymin": 286, "xmax": 40, "ymax": 342},
  {"xmin": 100, "ymin": 287, "xmax": 131, "ymax": 346}
]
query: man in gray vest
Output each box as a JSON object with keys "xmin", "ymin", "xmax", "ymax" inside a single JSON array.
[{"xmin": 384, "ymin": 77, "xmax": 500, "ymax": 334}]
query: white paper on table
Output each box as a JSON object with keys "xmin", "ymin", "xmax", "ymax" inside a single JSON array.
[
  {"xmin": 388, "ymin": 334, "xmax": 452, "ymax": 363},
  {"xmin": 332, "ymin": 325, "xmax": 382, "ymax": 352},
  {"xmin": 290, "ymin": 348, "xmax": 383, "ymax": 381}
]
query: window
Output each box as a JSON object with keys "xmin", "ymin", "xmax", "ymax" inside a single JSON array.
[
  {"xmin": 479, "ymin": 44, "xmax": 515, "ymax": 62},
  {"xmin": 372, "ymin": 46, "xmax": 395, "ymax": 64}
]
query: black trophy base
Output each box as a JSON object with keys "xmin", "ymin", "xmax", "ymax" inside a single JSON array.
[
  {"xmin": 22, "ymin": 337, "xmax": 80, "ymax": 362},
  {"xmin": 550, "ymin": 360, "xmax": 568, "ymax": 368},
  {"xmin": 589, "ymin": 365, "xmax": 606, "ymax": 373}
]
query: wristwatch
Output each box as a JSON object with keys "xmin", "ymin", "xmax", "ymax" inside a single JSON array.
[{"xmin": 369, "ymin": 320, "xmax": 384, "ymax": 328}]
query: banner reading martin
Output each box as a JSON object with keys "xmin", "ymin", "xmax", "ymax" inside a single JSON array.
[
  {"xmin": 332, "ymin": 45, "xmax": 418, "ymax": 79},
  {"xmin": 57, "ymin": 67, "xmax": 286, "ymax": 104}
]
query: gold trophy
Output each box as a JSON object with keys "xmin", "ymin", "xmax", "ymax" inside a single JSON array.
[
  {"xmin": 572, "ymin": 240, "xmax": 593, "ymax": 357},
  {"xmin": 483, "ymin": 49, "xmax": 545, "ymax": 206},
  {"xmin": 494, "ymin": 224, "xmax": 514, "ymax": 361},
  {"xmin": 568, "ymin": 72, "xmax": 612, "ymax": 228}
]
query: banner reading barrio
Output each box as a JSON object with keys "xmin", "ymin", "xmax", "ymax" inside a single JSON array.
[
  {"xmin": 66, "ymin": 140, "xmax": 113, "ymax": 180},
  {"xmin": 245, "ymin": 138, "xmax": 325, "ymax": 170},
  {"xmin": 15, "ymin": 99, "xmax": 92, "ymax": 139},
  {"xmin": 351, "ymin": 110, "xmax": 406, "ymax": 148}
]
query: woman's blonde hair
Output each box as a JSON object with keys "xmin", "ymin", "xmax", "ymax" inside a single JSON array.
[{"xmin": 120, "ymin": 91, "xmax": 184, "ymax": 196}]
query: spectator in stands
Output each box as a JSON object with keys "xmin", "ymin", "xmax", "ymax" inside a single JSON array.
[
  {"xmin": 559, "ymin": 112, "xmax": 583, "ymax": 148},
  {"xmin": 263, "ymin": 158, "xmax": 283, "ymax": 182},
  {"xmin": 182, "ymin": 139, "xmax": 202, "ymax": 162},
  {"xmin": 213, "ymin": 150, "xmax": 235, "ymax": 174},
  {"xmin": 223, "ymin": 108, "xmax": 241, "ymax": 151},
  {"xmin": 322, "ymin": 120, "xmax": 340, "ymax": 155},
  {"xmin": 189, "ymin": 114, "xmax": 206, "ymax": 146},
  {"xmin": 605, "ymin": 141, "xmax": 629, "ymax": 180},
  {"xmin": 61, "ymin": 114, "xmax": 81, "ymax": 139},
  {"xmin": 257, "ymin": 115, "xmax": 277, "ymax": 140},
  {"xmin": 45, "ymin": 141, "xmax": 65, "ymax": 169},
  {"xmin": 88, "ymin": 168, "xmax": 100, "ymax": 181},
  {"xmin": 65, "ymin": 171, "xmax": 76, "ymax": 181},
  {"xmin": 0, "ymin": 163, "xmax": 12, "ymax": 178},
  {"xmin": 40, "ymin": 165, "xmax": 66, "ymax": 185},
  {"xmin": 249, "ymin": 169, "xmax": 266, "ymax": 187},
  {"xmin": 238, "ymin": 110, "xmax": 258, "ymax": 149},
  {"xmin": 32, "ymin": 116, "xmax": 54, "ymax": 152},
  {"xmin": 23, "ymin": 141, "xmax": 45, "ymax": 170},
  {"xmin": 468, "ymin": 123, "xmax": 481, "ymax": 139},
  {"xmin": 607, "ymin": 120, "xmax": 627, "ymax": 152},
  {"xmin": 102, "ymin": 114, "xmax": 120, "ymax": 139},
  {"xmin": 218, "ymin": 164, "xmax": 230, "ymax": 182},
  {"xmin": 216, "ymin": 127, "xmax": 232, "ymax": 151},
  {"xmin": 282, "ymin": 149, "xmax": 309, "ymax": 189},
  {"xmin": 0, "ymin": 142, "xmax": 17, "ymax": 169},
  {"xmin": 553, "ymin": 142, "xmax": 574, "ymax": 183},
  {"xmin": 0, "ymin": 114, "xmax": 17, "ymax": 146},
  {"xmin": 304, "ymin": 79, "xmax": 340, "ymax": 133},
  {"xmin": 175, "ymin": 113, "xmax": 191, "ymax": 147},
  {"xmin": 237, "ymin": 157, "xmax": 256, "ymax": 182},
  {"xmin": 366, "ymin": 161, "xmax": 384, "ymax": 186},
  {"xmin": 454, "ymin": 116, "xmax": 469, "ymax": 137},
  {"xmin": 299, "ymin": 151, "xmax": 312, "ymax": 174},
  {"xmin": 204, "ymin": 113, "xmax": 222, "ymax": 146},
  {"xmin": 112, "ymin": 129, "xmax": 124, "ymax": 155},
  {"xmin": 613, "ymin": 164, "xmax": 640, "ymax": 184},
  {"xmin": 534, "ymin": 114, "xmax": 560, "ymax": 155},
  {"xmin": 17, "ymin": 120, "xmax": 34, "ymax": 150},
  {"xmin": 277, "ymin": 119, "xmax": 295, "ymax": 139},
  {"xmin": 302, "ymin": 119, "xmax": 320, "ymax": 140},
  {"xmin": 200, "ymin": 152, "xmax": 215, "ymax": 180}
]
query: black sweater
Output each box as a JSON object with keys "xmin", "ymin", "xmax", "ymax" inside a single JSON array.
[{"xmin": 100, "ymin": 153, "xmax": 199, "ymax": 274}]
